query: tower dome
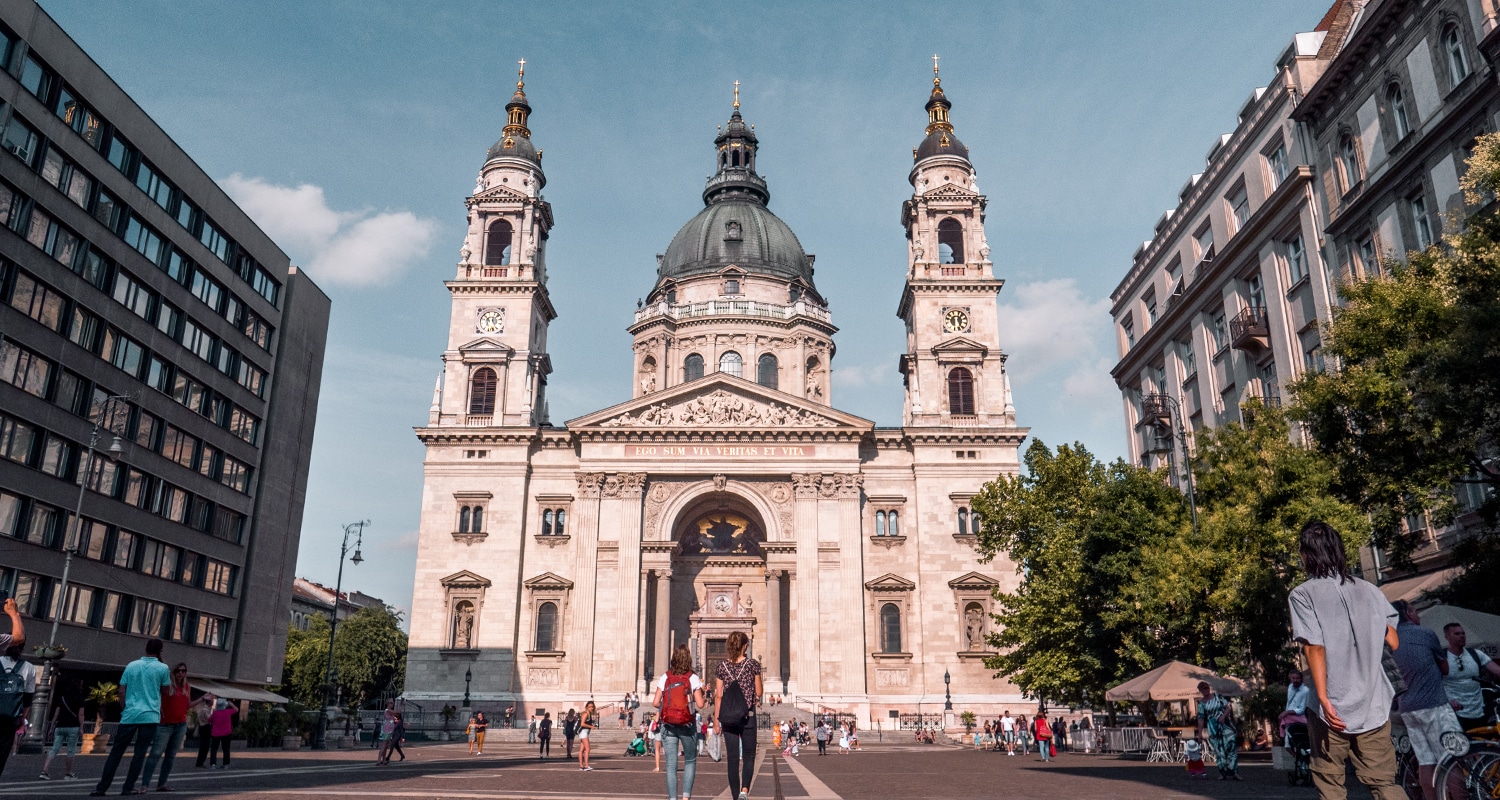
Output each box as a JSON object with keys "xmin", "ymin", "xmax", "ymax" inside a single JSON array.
[
  {"xmin": 914, "ymin": 60, "xmax": 969, "ymax": 163},
  {"xmin": 656, "ymin": 92, "xmax": 816, "ymax": 288},
  {"xmin": 484, "ymin": 60, "xmax": 543, "ymax": 176}
]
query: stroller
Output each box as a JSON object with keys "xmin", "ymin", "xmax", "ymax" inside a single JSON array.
[
  {"xmin": 624, "ymin": 732, "xmax": 648, "ymax": 757},
  {"xmin": 1285, "ymin": 722, "xmax": 1313, "ymax": 786}
]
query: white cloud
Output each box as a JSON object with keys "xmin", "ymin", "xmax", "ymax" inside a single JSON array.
[
  {"xmin": 997, "ymin": 278, "xmax": 1114, "ymax": 382},
  {"xmin": 222, "ymin": 174, "xmax": 438, "ymax": 286},
  {"xmin": 832, "ymin": 360, "xmax": 894, "ymax": 390}
]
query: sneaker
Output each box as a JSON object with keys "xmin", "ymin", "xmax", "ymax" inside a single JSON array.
[
  {"xmin": 38, "ymin": 773, "xmax": 50, "ymax": 780},
  {"xmin": 65, "ymin": 774, "xmax": 78, "ymax": 780},
  {"xmin": 584, "ymin": 766, "xmax": 594, "ymax": 771}
]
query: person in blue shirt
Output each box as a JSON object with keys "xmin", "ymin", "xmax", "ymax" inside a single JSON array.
[
  {"xmin": 90, "ymin": 639, "xmax": 173, "ymax": 797},
  {"xmin": 1279, "ymin": 669, "xmax": 1310, "ymax": 745}
]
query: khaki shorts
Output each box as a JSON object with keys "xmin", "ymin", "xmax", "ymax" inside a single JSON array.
[{"xmin": 1402, "ymin": 704, "xmax": 1464, "ymax": 766}]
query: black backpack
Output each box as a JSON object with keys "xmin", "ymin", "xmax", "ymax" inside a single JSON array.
[
  {"xmin": 718, "ymin": 661, "xmax": 750, "ymax": 729},
  {"xmin": 0, "ymin": 660, "xmax": 26, "ymax": 718}
]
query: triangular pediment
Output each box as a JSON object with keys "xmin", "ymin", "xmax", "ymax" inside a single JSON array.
[
  {"xmin": 441, "ymin": 570, "xmax": 492, "ymax": 588},
  {"xmin": 930, "ymin": 337, "xmax": 988, "ymax": 357},
  {"xmin": 457, "ymin": 337, "xmax": 515, "ymax": 355},
  {"xmin": 567, "ymin": 372, "xmax": 873, "ymax": 431},
  {"xmin": 948, "ymin": 571, "xmax": 1000, "ymax": 590},
  {"xmin": 864, "ymin": 573, "xmax": 917, "ymax": 592},
  {"xmin": 472, "ymin": 184, "xmax": 530, "ymax": 201},
  {"xmin": 925, "ymin": 183, "xmax": 978, "ymax": 199},
  {"xmin": 523, "ymin": 572, "xmax": 573, "ymax": 590}
]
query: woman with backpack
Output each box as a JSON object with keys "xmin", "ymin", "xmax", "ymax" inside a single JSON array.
[
  {"xmin": 712, "ymin": 631, "xmax": 763, "ymax": 800},
  {"xmin": 652, "ymin": 644, "xmax": 705, "ymax": 800},
  {"xmin": 577, "ymin": 700, "xmax": 597, "ymax": 771}
]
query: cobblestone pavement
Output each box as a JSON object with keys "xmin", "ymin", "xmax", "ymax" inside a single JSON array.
[{"xmin": 0, "ymin": 740, "xmax": 1381, "ymax": 799}]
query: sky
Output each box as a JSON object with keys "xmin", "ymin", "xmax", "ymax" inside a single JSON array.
[{"xmin": 37, "ymin": 0, "xmax": 1321, "ymax": 623}]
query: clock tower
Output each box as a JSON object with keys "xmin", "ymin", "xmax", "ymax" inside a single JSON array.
[
  {"xmin": 897, "ymin": 61, "xmax": 1015, "ymax": 427},
  {"xmin": 433, "ymin": 60, "xmax": 556, "ymax": 427}
]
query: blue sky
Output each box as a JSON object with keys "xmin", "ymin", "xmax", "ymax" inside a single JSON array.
[{"xmin": 38, "ymin": 0, "xmax": 1319, "ymax": 620}]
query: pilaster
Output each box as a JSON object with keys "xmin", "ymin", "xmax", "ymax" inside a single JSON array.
[
  {"xmin": 790, "ymin": 473, "xmax": 821, "ymax": 695},
  {"xmin": 569, "ymin": 472, "xmax": 604, "ymax": 690},
  {"xmin": 836, "ymin": 473, "xmax": 866, "ymax": 694},
  {"xmin": 612, "ymin": 473, "xmax": 647, "ymax": 692}
]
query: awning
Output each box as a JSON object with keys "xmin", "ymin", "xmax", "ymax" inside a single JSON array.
[
  {"xmin": 1105, "ymin": 661, "xmax": 1251, "ymax": 702},
  {"xmin": 1377, "ymin": 566, "xmax": 1460, "ymax": 605},
  {"xmin": 188, "ymin": 678, "xmax": 289, "ymax": 703}
]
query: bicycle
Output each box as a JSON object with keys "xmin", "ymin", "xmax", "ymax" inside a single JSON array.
[{"xmin": 1436, "ymin": 688, "xmax": 1500, "ymax": 800}]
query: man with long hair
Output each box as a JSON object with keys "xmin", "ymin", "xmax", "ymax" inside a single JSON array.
[{"xmin": 1287, "ymin": 521, "xmax": 1404, "ymax": 800}]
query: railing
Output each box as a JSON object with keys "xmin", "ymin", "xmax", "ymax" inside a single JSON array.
[
  {"xmin": 949, "ymin": 414, "xmax": 980, "ymax": 426},
  {"xmin": 463, "ymin": 414, "xmax": 492, "ymax": 427},
  {"xmin": 634, "ymin": 299, "xmax": 831, "ymax": 325},
  {"xmin": 1098, "ymin": 726, "xmax": 1157, "ymax": 754},
  {"xmin": 940, "ymin": 266, "xmax": 965, "ymax": 276},
  {"xmin": 1229, "ymin": 306, "xmax": 1270, "ymax": 350}
]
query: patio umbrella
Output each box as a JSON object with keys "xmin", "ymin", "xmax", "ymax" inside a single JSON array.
[
  {"xmin": 1418, "ymin": 604, "xmax": 1500, "ymax": 656},
  {"xmin": 1104, "ymin": 661, "xmax": 1251, "ymax": 702}
]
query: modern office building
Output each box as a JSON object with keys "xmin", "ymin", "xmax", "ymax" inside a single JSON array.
[{"xmin": 0, "ymin": 0, "xmax": 330, "ymax": 714}]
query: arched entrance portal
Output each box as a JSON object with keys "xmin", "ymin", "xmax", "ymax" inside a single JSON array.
[{"xmin": 666, "ymin": 492, "xmax": 767, "ymax": 681}]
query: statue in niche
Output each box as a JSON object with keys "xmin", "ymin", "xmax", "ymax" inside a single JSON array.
[
  {"xmin": 912, "ymin": 241, "xmax": 925, "ymax": 263},
  {"xmin": 964, "ymin": 605, "xmax": 986, "ymax": 650},
  {"xmin": 460, "ymin": 243, "xmax": 472, "ymax": 263},
  {"xmin": 677, "ymin": 512, "xmax": 762, "ymax": 556},
  {"xmin": 474, "ymin": 175, "xmax": 487, "ymax": 195},
  {"xmin": 452, "ymin": 600, "xmax": 476, "ymax": 649}
]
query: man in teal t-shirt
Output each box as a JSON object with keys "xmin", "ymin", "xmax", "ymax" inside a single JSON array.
[{"xmin": 91, "ymin": 639, "xmax": 173, "ymax": 797}]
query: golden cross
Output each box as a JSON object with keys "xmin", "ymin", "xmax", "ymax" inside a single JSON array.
[
  {"xmin": 932, "ymin": 54, "xmax": 940, "ymax": 75},
  {"xmin": 733, "ymin": 80, "xmax": 740, "ymax": 109},
  {"xmin": 517, "ymin": 57, "xmax": 526, "ymax": 86}
]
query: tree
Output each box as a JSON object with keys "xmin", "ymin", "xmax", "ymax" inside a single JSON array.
[
  {"xmin": 971, "ymin": 440, "xmax": 1187, "ymax": 711},
  {"xmin": 281, "ymin": 606, "xmax": 408, "ymax": 707},
  {"xmin": 1291, "ymin": 132, "xmax": 1500, "ymax": 609}
]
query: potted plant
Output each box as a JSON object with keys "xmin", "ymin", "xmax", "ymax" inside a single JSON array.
[
  {"xmin": 82, "ymin": 682, "xmax": 118, "ymax": 754},
  {"xmin": 960, "ymin": 711, "xmax": 977, "ymax": 733},
  {"xmin": 436, "ymin": 704, "xmax": 457, "ymax": 741},
  {"xmin": 32, "ymin": 643, "xmax": 66, "ymax": 661}
]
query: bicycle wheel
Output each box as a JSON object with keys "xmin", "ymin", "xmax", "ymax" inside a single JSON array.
[
  {"xmin": 1436, "ymin": 742, "xmax": 1500, "ymax": 800},
  {"xmin": 1398, "ymin": 749, "xmax": 1426, "ymax": 800}
]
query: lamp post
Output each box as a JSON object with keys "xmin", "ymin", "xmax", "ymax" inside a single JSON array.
[
  {"xmin": 1139, "ymin": 393, "xmax": 1199, "ymax": 533},
  {"xmin": 943, "ymin": 669, "xmax": 952, "ymax": 711},
  {"xmin": 313, "ymin": 520, "xmax": 368, "ymax": 750},
  {"xmin": 463, "ymin": 666, "xmax": 472, "ymax": 709},
  {"xmin": 25, "ymin": 395, "xmax": 131, "ymax": 745}
]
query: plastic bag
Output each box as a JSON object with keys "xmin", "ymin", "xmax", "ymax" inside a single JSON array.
[{"xmin": 707, "ymin": 731, "xmax": 723, "ymax": 762}]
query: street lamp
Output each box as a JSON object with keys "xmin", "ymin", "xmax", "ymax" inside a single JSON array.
[
  {"xmin": 313, "ymin": 520, "xmax": 369, "ymax": 750},
  {"xmin": 1138, "ymin": 393, "xmax": 1199, "ymax": 533},
  {"xmin": 26, "ymin": 394, "xmax": 131, "ymax": 745},
  {"xmin": 944, "ymin": 669, "xmax": 953, "ymax": 711},
  {"xmin": 463, "ymin": 666, "xmax": 472, "ymax": 709}
]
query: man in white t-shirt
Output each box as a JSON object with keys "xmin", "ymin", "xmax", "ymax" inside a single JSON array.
[
  {"xmin": 999, "ymin": 711, "xmax": 1017, "ymax": 756},
  {"xmin": 1442, "ymin": 623, "xmax": 1500, "ymax": 730}
]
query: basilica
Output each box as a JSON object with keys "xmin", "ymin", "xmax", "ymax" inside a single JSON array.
[{"xmin": 404, "ymin": 63, "xmax": 1031, "ymax": 726}]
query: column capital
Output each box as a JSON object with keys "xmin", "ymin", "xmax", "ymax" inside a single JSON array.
[
  {"xmin": 576, "ymin": 471, "xmax": 604, "ymax": 498},
  {"xmin": 791, "ymin": 472, "xmax": 821, "ymax": 499}
]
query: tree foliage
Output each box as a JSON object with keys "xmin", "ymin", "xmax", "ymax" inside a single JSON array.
[{"xmin": 281, "ymin": 606, "xmax": 407, "ymax": 707}]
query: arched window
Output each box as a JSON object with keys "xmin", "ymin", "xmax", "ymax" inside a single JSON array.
[
  {"xmin": 880, "ymin": 603, "xmax": 902, "ymax": 653},
  {"xmin": 875, "ymin": 510, "xmax": 887, "ymax": 537},
  {"xmin": 485, "ymin": 219, "xmax": 513, "ymax": 266},
  {"xmin": 938, "ymin": 218, "xmax": 964, "ymax": 264},
  {"xmin": 719, "ymin": 351, "xmax": 742, "ymax": 378},
  {"xmin": 1387, "ymin": 83, "xmax": 1410, "ymax": 140},
  {"xmin": 535, "ymin": 601, "xmax": 558, "ymax": 651},
  {"xmin": 971, "ymin": 508, "xmax": 980, "ymax": 536},
  {"xmin": 889, "ymin": 510, "xmax": 900, "ymax": 537},
  {"xmin": 554, "ymin": 509, "xmax": 566, "ymax": 536},
  {"xmin": 1445, "ymin": 26, "xmax": 1470, "ymax": 86},
  {"xmin": 731, "ymin": 150, "xmax": 741, "ymax": 168},
  {"xmin": 948, "ymin": 367, "xmax": 975, "ymax": 415},
  {"xmin": 1339, "ymin": 135, "xmax": 1360, "ymax": 192},
  {"xmin": 459, "ymin": 506, "xmax": 471, "ymax": 533},
  {"xmin": 542, "ymin": 509, "xmax": 553, "ymax": 536},
  {"xmin": 469, "ymin": 367, "xmax": 497, "ymax": 415},
  {"xmin": 757, "ymin": 353, "xmax": 778, "ymax": 389},
  {"xmin": 684, "ymin": 354, "xmax": 705, "ymax": 382},
  {"xmin": 472, "ymin": 506, "xmax": 484, "ymax": 533},
  {"xmin": 957, "ymin": 507, "xmax": 969, "ymax": 535}
]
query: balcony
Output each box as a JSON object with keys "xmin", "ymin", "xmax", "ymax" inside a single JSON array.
[
  {"xmin": 633, "ymin": 298, "xmax": 831, "ymax": 325},
  {"xmin": 1229, "ymin": 306, "xmax": 1270, "ymax": 351},
  {"xmin": 1136, "ymin": 394, "xmax": 1174, "ymax": 429}
]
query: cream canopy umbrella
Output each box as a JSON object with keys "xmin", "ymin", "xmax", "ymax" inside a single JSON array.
[
  {"xmin": 1418, "ymin": 604, "xmax": 1500, "ymax": 655},
  {"xmin": 1105, "ymin": 660, "xmax": 1251, "ymax": 702}
]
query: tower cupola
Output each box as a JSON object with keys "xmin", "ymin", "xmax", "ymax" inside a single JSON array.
[
  {"xmin": 914, "ymin": 56, "xmax": 970, "ymax": 163},
  {"xmin": 705, "ymin": 81, "xmax": 770, "ymax": 206},
  {"xmin": 485, "ymin": 58, "xmax": 543, "ymax": 172}
]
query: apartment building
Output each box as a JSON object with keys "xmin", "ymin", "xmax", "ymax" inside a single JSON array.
[{"xmin": 0, "ymin": 0, "xmax": 329, "ymax": 700}]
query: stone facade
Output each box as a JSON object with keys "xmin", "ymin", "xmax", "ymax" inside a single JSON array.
[{"xmin": 405, "ymin": 68, "xmax": 1031, "ymax": 727}]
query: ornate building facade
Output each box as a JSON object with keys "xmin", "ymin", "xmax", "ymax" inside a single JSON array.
[{"xmin": 405, "ymin": 66, "xmax": 1030, "ymax": 725}]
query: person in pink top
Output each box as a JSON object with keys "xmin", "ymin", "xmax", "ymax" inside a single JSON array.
[{"xmin": 207, "ymin": 700, "xmax": 237, "ymax": 769}]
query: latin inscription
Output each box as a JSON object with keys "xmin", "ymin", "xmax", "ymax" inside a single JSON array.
[{"xmin": 626, "ymin": 445, "xmax": 817, "ymax": 458}]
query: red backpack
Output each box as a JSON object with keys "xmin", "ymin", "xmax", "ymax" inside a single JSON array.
[{"xmin": 662, "ymin": 673, "xmax": 694, "ymax": 725}]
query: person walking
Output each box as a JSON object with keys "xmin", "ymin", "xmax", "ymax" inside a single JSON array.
[
  {"xmin": 471, "ymin": 710, "xmax": 487, "ymax": 755},
  {"xmin": 1391, "ymin": 600, "xmax": 1463, "ymax": 800},
  {"xmin": 192, "ymin": 692, "xmax": 217, "ymax": 768},
  {"xmin": 1000, "ymin": 711, "xmax": 1016, "ymax": 755},
  {"xmin": 1194, "ymin": 681, "xmax": 1240, "ymax": 780},
  {"xmin": 141, "ymin": 662, "xmax": 191, "ymax": 791},
  {"xmin": 1033, "ymin": 714, "xmax": 1053, "ymax": 762},
  {"xmin": 90, "ymin": 638, "xmax": 174, "ymax": 796},
  {"xmin": 538, "ymin": 711, "xmax": 552, "ymax": 759},
  {"xmin": 815, "ymin": 720, "xmax": 829, "ymax": 755},
  {"xmin": 466, "ymin": 715, "xmax": 477, "ymax": 755},
  {"xmin": 578, "ymin": 700, "xmax": 597, "ymax": 771},
  {"xmin": 528, "ymin": 715, "xmax": 537, "ymax": 744},
  {"xmin": 388, "ymin": 713, "xmax": 407, "ymax": 762},
  {"xmin": 1288, "ymin": 520, "xmax": 1405, "ymax": 800},
  {"xmin": 563, "ymin": 709, "xmax": 577, "ymax": 759},
  {"xmin": 39, "ymin": 676, "xmax": 84, "ymax": 781},
  {"xmin": 1441, "ymin": 622, "xmax": 1500, "ymax": 730},
  {"xmin": 206, "ymin": 699, "xmax": 237, "ymax": 768},
  {"xmin": 0, "ymin": 643, "xmax": 36, "ymax": 779},
  {"xmin": 650, "ymin": 716, "xmax": 663, "ymax": 773},
  {"xmin": 838, "ymin": 723, "xmax": 850, "ymax": 754},
  {"xmin": 619, "ymin": 694, "xmax": 629, "ymax": 729},
  {"xmin": 653, "ymin": 644, "xmax": 705, "ymax": 800},
  {"xmin": 713, "ymin": 630, "xmax": 762, "ymax": 800}
]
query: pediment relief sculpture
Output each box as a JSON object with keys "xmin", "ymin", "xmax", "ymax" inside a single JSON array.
[{"xmin": 599, "ymin": 389, "xmax": 838, "ymax": 428}]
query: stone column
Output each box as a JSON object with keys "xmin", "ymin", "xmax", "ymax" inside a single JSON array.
[
  {"xmin": 653, "ymin": 569, "xmax": 672, "ymax": 678},
  {"xmin": 837, "ymin": 474, "xmax": 867, "ymax": 694},
  {"xmin": 766, "ymin": 570, "xmax": 783, "ymax": 694},
  {"xmin": 790, "ymin": 473, "xmax": 821, "ymax": 697},
  {"xmin": 614, "ymin": 473, "xmax": 647, "ymax": 692},
  {"xmin": 569, "ymin": 472, "xmax": 604, "ymax": 690}
]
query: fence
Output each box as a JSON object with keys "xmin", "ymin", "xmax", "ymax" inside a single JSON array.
[{"xmin": 1097, "ymin": 726, "xmax": 1157, "ymax": 754}]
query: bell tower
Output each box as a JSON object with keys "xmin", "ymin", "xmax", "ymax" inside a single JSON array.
[
  {"xmin": 433, "ymin": 59, "xmax": 557, "ymax": 427},
  {"xmin": 897, "ymin": 59, "xmax": 1015, "ymax": 427}
]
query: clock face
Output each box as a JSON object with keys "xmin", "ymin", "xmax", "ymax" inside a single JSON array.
[
  {"xmin": 477, "ymin": 308, "xmax": 504, "ymax": 334},
  {"xmin": 944, "ymin": 308, "xmax": 970, "ymax": 333}
]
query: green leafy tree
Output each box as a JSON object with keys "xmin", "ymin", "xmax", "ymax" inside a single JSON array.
[
  {"xmin": 971, "ymin": 440, "xmax": 1187, "ymax": 711},
  {"xmin": 281, "ymin": 606, "xmax": 407, "ymax": 707},
  {"xmin": 1291, "ymin": 132, "xmax": 1500, "ymax": 608}
]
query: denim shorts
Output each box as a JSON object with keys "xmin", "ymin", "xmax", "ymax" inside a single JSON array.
[{"xmin": 50, "ymin": 726, "xmax": 81, "ymax": 757}]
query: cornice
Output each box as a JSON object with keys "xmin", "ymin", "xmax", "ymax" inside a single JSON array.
[
  {"xmin": 415, "ymin": 427, "xmax": 542, "ymax": 445},
  {"xmin": 572, "ymin": 429, "xmax": 865, "ymax": 444},
  {"xmin": 897, "ymin": 278, "xmax": 1004, "ymax": 318},
  {"xmin": 627, "ymin": 313, "xmax": 838, "ymax": 338}
]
